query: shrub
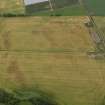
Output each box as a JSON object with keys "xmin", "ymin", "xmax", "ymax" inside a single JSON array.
[
  {"xmin": 0, "ymin": 88, "xmax": 58, "ymax": 105},
  {"xmin": 0, "ymin": 13, "xmax": 26, "ymax": 17},
  {"xmin": 0, "ymin": 89, "xmax": 19, "ymax": 105}
]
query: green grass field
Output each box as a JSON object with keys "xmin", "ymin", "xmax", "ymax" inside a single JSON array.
[
  {"xmin": 83, "ymin": 0, "xmax": 105, "ymax": 15},
  {"xmin": 25, "ymin": 0, "xmax": 86, "ymax": 16},
  {"xmin": 94, "ymin": 17, "xmax": 105, "ymax": 33},
  {"xmin": 1, "ymin": 17, "xmax": 105, "ymax": 105},
  {"xmin": 0, "ymin": 0, "xmax": 25, "ymax": 15},
  {"xmin": 0, "ymin": 0, "xmax": 86, "ymax": 16},
  {"xmin": 33, "ymin": 4, "xmax": 86, "ymax": 16},
  {"xmin": 1, "ymin": 0, "xmax": 105, "ymax": 16}
]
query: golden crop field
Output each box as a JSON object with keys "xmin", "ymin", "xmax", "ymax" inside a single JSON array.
[
  {"xmin": 0, "ymin": 0, "xmax": 25, "ymax": 14},
  {"xmin": 0, "ymin": 17, "xmax": 105, "ymax": 105}
]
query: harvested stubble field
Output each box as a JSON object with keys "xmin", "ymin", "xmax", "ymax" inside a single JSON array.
[
  {"xmin": 0, "ymin": 17, "xmax": 105, "ymax": 105},
  {"xmin": 0, "ymin": 0, "xmax": 25, "ymax": 15}
]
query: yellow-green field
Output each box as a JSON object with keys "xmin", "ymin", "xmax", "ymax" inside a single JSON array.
[
  {"xmin": 0, "ymin": 17, "xmax": 105, "ymax": 105},
  {"xmin": 0, "ymin": 0, "xmax": 25, "ymax": 14},
  {"xmin": 94, "ymin": 17, "xmax": 105, "ymax": 33}
]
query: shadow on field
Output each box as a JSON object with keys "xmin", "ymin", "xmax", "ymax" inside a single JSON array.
[{"xmin": 0, "ymin": 87, "xmax": 58, "ymax": 105}]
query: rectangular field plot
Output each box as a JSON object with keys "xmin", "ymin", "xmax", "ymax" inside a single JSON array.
[
  {"xmin": 94, "ymin": 17, "xmax": 105, "ymax": 33},
  {"xmin": 50, "ymin": 0, "xmax": 78, "ymax": 9},
  {"xmin": 25, "ymin": 0, "xmax": 82, "ymax": 15},
  {"xmin": 0, "ymin": 0, "xmax": 25, "ymax": 15},
  {"xmin": 0, "ymin": 47, "xmax": 105, "ymax": 105},
  {"xmin": 82, "ymin": 0, "xmax": 105, "ymax": 16},
  {"xmin": 0, "ymin": 17, "xmax": 93, "ymax": 51},
  {"xmin": 0, "ymin": 0, "xmax": 85, "ymax": 15},
  {"xmin": 0, "ymin": 17, "xmax": 103, "ymax": 105}
]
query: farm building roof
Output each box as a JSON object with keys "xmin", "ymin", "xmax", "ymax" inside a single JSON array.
[{"xmin": 24, "ymin": 0, "xmax": 48, "ymax": 5}]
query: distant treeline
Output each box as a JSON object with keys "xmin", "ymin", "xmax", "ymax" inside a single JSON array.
[
  {"xmin": 0, "ymin": 13, "xmax": 27, "ymax": 17},
  {"xmin": 0, "ymin": 13, "xmax": 62, "ymax": 17}
]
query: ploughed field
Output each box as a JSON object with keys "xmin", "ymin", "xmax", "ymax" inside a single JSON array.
[{"xmin": 0, "ymin": 17, "xmax": 105, "ymax": 105}]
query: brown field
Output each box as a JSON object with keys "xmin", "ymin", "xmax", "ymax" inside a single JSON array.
[{"xmin": 0, "ymin": 17, "xmax": 105, "ymax": 105}]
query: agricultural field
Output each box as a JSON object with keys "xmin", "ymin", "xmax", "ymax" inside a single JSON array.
[
  {"xmin": 85, "ymin": 16, "xmax": 105, "ymax": 52},
  {"xmin": 25, "ymin": 0, "xmax": 86, "ymax": 15},
  {"xmin": 0, "ymin": 16, "xmax": 105, "ymax": 105},
  {"xmin": 92, "ymin": 17, "xmax": 105, "ymax": 52},
  {"xmin": 0, "ymin": 0, "xmax": 25, "ymax": 15},
  {"xmin": 94, "ymin": 17, "xmax": 105, "ymax": 33},
  {"xmin": 1, "ymin": 0, "xmax": 105, "ymax": 16},
  {"xmin": 0, "ymin": 0, "xmax": 86, "ymax": 16},
  {"xmin": 33, "ymin": 4, "xmax": 86, "ymax": 16},
  {"xmin": 82, "ymin": 0, "xmax": 105, "ymax": 15}
]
